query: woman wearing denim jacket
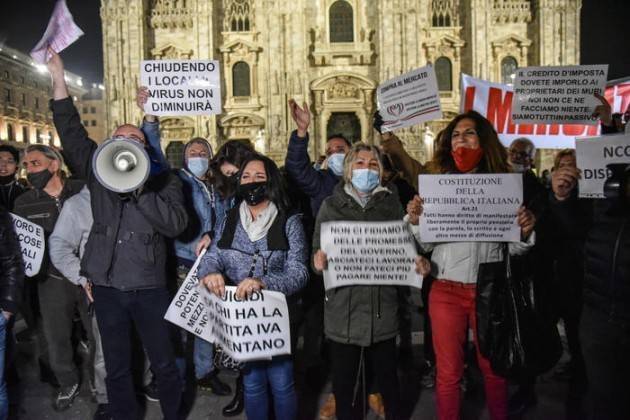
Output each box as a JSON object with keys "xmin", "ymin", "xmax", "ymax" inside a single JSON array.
[{"xmin": 199, "ymin": 154, "xmax": 308, "ymax": 420}]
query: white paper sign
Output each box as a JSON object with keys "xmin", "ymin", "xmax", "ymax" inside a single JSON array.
[
  {"xmin": 377, "ymin": 65, "xmax": 442, "ymax": 132},
  {"xmin": 576, "ymin": 134, "xmax": 630, "ymax": 198},
  {"xmin": 164, "ymin": 249, "xmax": 214, "ymax": 342},
  {"xmin": 418, "ymin": 174, "xmax": 523, "ymax": 242},
  {"xmin": 140, "ymin": 60, "xmax": 222, "ymax": 116},
  {"xmin": 511, "ymin": 65, "xmax": 608, "ymax": 125},
  {"xmin": 200, "ymin": 286, "xmax": 291, "ymax": 362},
  {"xmin": 320, "ymin": 221, "xmax": 422, "ymax": 290},
  {"xmin": 10, "ymin": 213, "xmax": 45, "ymax": 277},
  {"xmin": 30, "ymin": 0, "xmax": 84, "ymax": 64}
]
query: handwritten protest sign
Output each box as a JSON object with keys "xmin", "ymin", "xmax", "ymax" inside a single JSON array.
[
  {"xmin": 10, "ymin": 214, "xmax": 44, "ymax": 277},
  {"xmin": 140, "ymin": 60, "xmax": 222, "ymax": 116},
  {"xmin": 418, "ymin": 174, "xmax": 522, "ymax": 242},
  {"xmin": 461, "ymin": 74, "xmax": 630, "ymax": 149},
  {"xmin": 200, "ymin": 287, "xmax": 291, "ymax": 362},
  {"xmin": 576, "ymin": 134, "xmax": 630, "ymax": 198},
  {"xmin": 319, "ymin": 221, "xmax": 422, "ymax": 290},
  {"xmin": 377, "ymin": 65, "xmax": 442, "ymax": 132},
  {"xmin": 30, "ymin": 0, "xmax": 84, "ymax": 64},
  {"xmin": 511, "ymin": 65, "xmax": 608, "ymax": 125},
  {"xmin": 164, "ymin": 249, "xmax": 214, "ymax": 341}
]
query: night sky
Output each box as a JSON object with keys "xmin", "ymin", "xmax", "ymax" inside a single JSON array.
[{"xmin": 0, "ymin": 0, "xmax": 628, "ymax": 85}]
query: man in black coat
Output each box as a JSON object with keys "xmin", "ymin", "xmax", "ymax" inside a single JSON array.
[
  {"xmin": 0, "ymin": 207, "xmax": 24, "ymax": 419},
  {"xmin": 47, "ymin": 49, "xmax": 188, "ymax": 420},
  {"xmin": 0, "ymin": 145, "xmax": 27, "ymax": 211}
]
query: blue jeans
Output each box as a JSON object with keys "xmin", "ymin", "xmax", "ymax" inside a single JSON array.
[
  {"xmin": 0, "ymin": 315, "xmax": 8, "ymax": 420},
  {"xmin": 194, "ymin": 336, "xmax": 214, "ymax": 379},
  {"xmin": 243, "ymin": 356, "xmax": 296, "ymax": 420}
]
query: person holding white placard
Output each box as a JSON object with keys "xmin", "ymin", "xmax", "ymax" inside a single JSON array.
[
  {"xmin": 312, "ymin": 142, "xmax": 427, "ymax": 420},
  {"xmin": 406, "ymin": 111, "xmax": 536, "ymax": 420},
  {"xmin": 199, "ymin": 154, "xmax": 308, "ymax": 420}
]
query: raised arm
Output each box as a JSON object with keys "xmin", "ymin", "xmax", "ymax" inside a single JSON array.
[
  {"xmin": 47, "ymin": 49, "xmax": 97, "ymax": 179},
  {"xmin": 137, "ymin": 87, "xmax": 170, "ymax": 175}
]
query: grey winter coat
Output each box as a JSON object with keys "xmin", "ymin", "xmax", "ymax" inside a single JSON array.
[{"xmin": 313, "ymin": 183, "xmax": 405, "ymax": 347}]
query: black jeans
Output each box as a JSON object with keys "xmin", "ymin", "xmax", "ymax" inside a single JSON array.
[
  {"xmin": 330, "ymin": 338, "xmax": 400, "ymax": 420},
  {"xmin": 421, "ymin": 276, "xmax": 436, "ymax": 364},
  {"xmin": 580, "ymin": 305, "xmax": 630, "ymax": 420},
  {"xmin": 39, "ymin": 275, "xmax": 90, "ymax": 387},
  {"xmin": 93, "ymin": 286, "xmax": 181, "ymax": 420}
]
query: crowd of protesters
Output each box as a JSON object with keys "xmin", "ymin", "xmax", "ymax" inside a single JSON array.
[{"xmin": 0, "ymin": 47, "xmax": 629, "ymax": 420}]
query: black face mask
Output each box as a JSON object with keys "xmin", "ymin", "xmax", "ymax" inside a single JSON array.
[
  {"xmin": 227, "ymin": 173, "xmax": 239, "ymax": 186},
  {"xmin": 0, "ymin": 174, "xmax": 15, "ymax": 185},
  {"xmin": 27, "ymin": 170, "xmax": 53, "ymax": 190},
  {"xmin": 237, "ymin": 181, "xmax": 268, "ymax": 206}
]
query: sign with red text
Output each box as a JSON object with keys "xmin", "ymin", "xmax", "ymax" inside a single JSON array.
[
  {"xmin": 377, "ymin": 65, "xmax": 442, "ymax": 132},
  {"xmin": 461, "ymin": 74, "xmax": 630, "ymax": 148},
  {"xmin": 576, "ymin": 134, "xmax": 630, "ymax": 198},
  {"xmin": 512, "ymin": 65, "xmax": 608, "ymax": 125},
  {"xmin": 140, "ymin": 60, "xmax": 222, "ymax": 116},
  {"xmin": 320, "ymin": 221, "xmax": 422, "ymax": 290},
  {"xmin": 10, "ymin": 213, "xmax": 44, "ymax": 277},
  {"xmin": 418, "ymin": 174, "xmax": 522, "ymax": 242}
]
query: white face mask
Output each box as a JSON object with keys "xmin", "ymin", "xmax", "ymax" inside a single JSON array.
[
  {"xmin": 326, "ymin": 153, "xmax": 345, "ymax": 176},
  {"xmin": 511, "ymin": 163, "xmax": 527, "ymax": 173}
]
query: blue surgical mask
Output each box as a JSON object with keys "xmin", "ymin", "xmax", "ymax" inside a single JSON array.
[
  {"xmin": 327, "ymin": 153, "xmax": 345, "ymax": 176},
  {"xmin": 351, "ymin": 168, "xmax": 380, "ymax": 193},
  {"xmin": 187, "ymin": 157, "xmax": 209, "ymax": 179}
]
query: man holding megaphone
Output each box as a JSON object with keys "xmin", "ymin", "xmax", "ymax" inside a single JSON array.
[{"xmin": 47, "ymin": 48, "xmax": 188, "ymax": 420}]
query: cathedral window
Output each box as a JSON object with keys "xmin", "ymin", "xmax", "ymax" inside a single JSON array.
[
  {"xmin": 431, "ymin": 1, "xmax": 456, "ymax": 27},
  {"xmin": 7, "ymin": 124, "xmax": 15, "ymax": 142},
  {"xmin": 166, "ymin": 142, "xmax": 185, "ymax": 169},
  {"xmin": 435, "ymin": 57, "xmax": 453, "ymax": 91},
  {"xmin": 232, "ymin": 61, "xmax": 251, "ymax": 97},
  {"xmin": 329, "ymin": 1, "xmax": 354, "ymax": 43},
  {"xmin": 226, "ymin": 0, "xmax": 252, "ymax": 32},
  {"xmin": 22, "ymin": 126, "xmax": 29, "ymax": 143},
  {"xmin": 501, "ymin": 56, "xmax": 518, "ymax": 85}
]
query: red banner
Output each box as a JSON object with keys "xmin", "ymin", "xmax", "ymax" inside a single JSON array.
[{"xmin": 460, "ymin": 74, "xmax": 630, "ymax": 148}]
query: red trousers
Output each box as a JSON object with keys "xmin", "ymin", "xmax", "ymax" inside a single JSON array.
[{"xmin": 429, "ymin": 280, "xmax": 507, "ymax": 420}]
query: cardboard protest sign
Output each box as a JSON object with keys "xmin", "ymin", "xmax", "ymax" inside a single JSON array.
[
  {"xmin": 30, "ymin": 0, "xmax": 84, "ymax": 64},
  {"xmin": 377, "ymin": 65, "xmax": 442, "ymax": 132},
  {"xmin": 164, "ymin": 249, "xmax": 214, "ymax": 342},
  {"xmin": 576, "ymin": 134, "xmax": 630, "ymax": 198},
  {"xmin": 140, "ymin": 60, "xmax": 222, "ymax": 116},
  {"xmin": 461, "ymin": 74, "xmax": 630, "ymax": 149},
  {"xmin": 511, "ymin": 65, "xmax": 608, "ymax": 125},
  {"xmin": 319, "ymin": 221, "xmax": 422, "ymax": 290},
  {"xmin": 10, "ymin": 214, "xmax": 45, "ymax": 277},
  {"xmin": 200, "ymin": 286, "xmax": 291, "ymax": 362},
  {"xmin": 418, "ymin": 174, "xmax": 523, "ymax": 242}
]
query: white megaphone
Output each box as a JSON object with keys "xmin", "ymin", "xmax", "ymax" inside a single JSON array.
[{"xmin": 92, "ymin": 138, "xmax": 150, "ymax": 193}]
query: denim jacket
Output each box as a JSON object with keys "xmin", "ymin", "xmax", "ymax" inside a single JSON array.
[{"xmin": 175, "ymin": 169, "xmax": 217, "ymax": 266}]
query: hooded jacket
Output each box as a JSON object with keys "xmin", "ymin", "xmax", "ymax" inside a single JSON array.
[{"xmin": 313, "ymin": 183, "xmax": 405, "ymax": 347}]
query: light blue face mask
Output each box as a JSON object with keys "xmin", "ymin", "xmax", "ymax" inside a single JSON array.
[
  {"xmin": 351, "ymin": 168, "xmax": 380, "ymax": 193},
  {"xmin": 327, "ymin": 153, "xmax": 345, "ymax": 176},
  {"xmin": 187, "ymin": 157, "xmax": 209, "ymax": 179}
]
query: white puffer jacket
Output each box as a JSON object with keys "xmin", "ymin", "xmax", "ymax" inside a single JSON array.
[{"xmin": 407, "ymin": 217, "xmax": 535, "ymax": 284}]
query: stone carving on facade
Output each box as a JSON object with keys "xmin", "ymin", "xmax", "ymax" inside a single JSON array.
[
  {"xmin": 492, "ymin": 0, "xmax": 532, "ymax": 24},
  {"xmin": 491, "ymin": 34, "xmax": 531, "ymax": 62},
  {"xmin": 149, "ymin": 0, "xmax": 194, "ymax": 29},
  {"xmin": 160, "ymin": 117, "xmax": 195, "ymax": 140},
  {"xmin": 328, "ymin": 82, "xmax": 360, "ymax": 100},
  {"xmin": 219, "ymin": 113, "xmax": 265, "ymax": 140},
  {"xmin": 151, "ymin": 44, "xmax": 194, "ymax": 60}
]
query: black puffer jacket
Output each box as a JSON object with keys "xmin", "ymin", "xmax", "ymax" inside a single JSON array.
[
  {"xmin": 0, "ymin": 208, "xmax": 24, "ymax": 313},
  {"xmin": 550, "ymin": 195, "xmax": 630, "ymax": 322},
  {"xmin": 51, "ymin": 97, "xmax": 188, "ymax": 291}
]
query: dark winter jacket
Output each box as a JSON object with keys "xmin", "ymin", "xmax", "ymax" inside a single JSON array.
[
  {"xmin": 0, "ymin": 208, "xmax": 24, "ymax": 313},
  {"xmin": 284, "ymin": 130, "xmax": 341, "ymax": 218},
  {"xmin": 0, "ymin": 180, "xmax": 27, "ymax": 211},
  {"xmin": 51, "ymin": 97, "xmax": 188, "ymax": 291},
  {"xmin": 313, "ymin": 183, "xmax": 405, "ymax": 347},
  {"xmin": 13, "ymin": 178, "xmax": 84, "ymax": 279},
  {"xmin": 549, "ymin": 194, "xmax": 630, "ymax": 323}
]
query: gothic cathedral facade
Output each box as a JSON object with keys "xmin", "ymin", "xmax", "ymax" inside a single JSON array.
[{"xmin": 100, "ymin": 0, "xmax": 581, "ymax": 164}]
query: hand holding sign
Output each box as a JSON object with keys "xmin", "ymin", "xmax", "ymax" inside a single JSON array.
[
  {"xmin": 235, "ymin": 278, "xmax": 265, "ymax": 300},
  {"xmin": 202, "ymin": 273, "xmax": 226, "ymax": 297},
  {"xmin": 406, "ymin": 195, "xmax": 424, "ymax": 225},
  {"xmin": 313, "ymin": 250, "xmax": 328, "ymax": 272},
  {"xmin": 30, "ymin": 0, "xmax": 84, "ymax": 64},
  {"xmin": 517, "ymin": 206, "xmax": 536, "ymax": 240},
  {"xmin": 592, "ymin": 93, "xmax": 613, "ymax": 127},
  {"xmin": 415, "ymin": 256, "xmax": 431, "ymax": 276},
  {"xmin": 552, "ymin": 166, "xmax": 580, "ymax": 201}
]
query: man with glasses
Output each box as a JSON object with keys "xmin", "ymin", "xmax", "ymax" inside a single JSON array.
[
  {"xmin": 47, "ymin": 49, "xmax": 188, "ymax": 420},
  {"xmin": 0, "ymin": 145, "xmax": 26, "ymax": 211}
]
